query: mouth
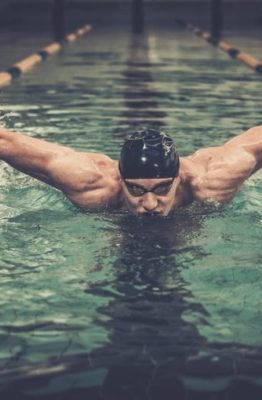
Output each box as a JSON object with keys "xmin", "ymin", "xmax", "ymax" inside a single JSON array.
[{"xmin": 142, "ymin": 212, "xmax": 162, "ymax": 217}]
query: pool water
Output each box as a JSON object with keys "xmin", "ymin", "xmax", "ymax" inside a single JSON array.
[{"xmin": 0, "ymin": 19, "xmax": 262, "ymax": 400}]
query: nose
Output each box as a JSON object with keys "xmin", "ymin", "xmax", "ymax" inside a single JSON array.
[{"xmin": 142, "ymin": 192, "xmax": 158, "ymax": 212}]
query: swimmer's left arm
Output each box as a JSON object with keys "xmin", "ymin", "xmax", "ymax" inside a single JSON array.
[{"xmin": 224, "ymin": 125, "xmax": 262, "ymax": 174}]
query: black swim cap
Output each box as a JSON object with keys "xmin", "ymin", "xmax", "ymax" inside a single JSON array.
[{"xmin": 119, "ymin": 128, "xmax": 179, "ymax": 179}]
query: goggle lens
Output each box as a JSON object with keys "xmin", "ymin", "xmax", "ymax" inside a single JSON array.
[{"xmin": 125, "ymin": 180, "xmax": 174, "ymax": 197}]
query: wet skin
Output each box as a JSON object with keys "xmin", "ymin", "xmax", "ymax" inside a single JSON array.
[
  {"xmin": 0, "ymin": 126, "xmax": 261, "ymax": 216},
  {"xmin": 121, "ymin": 178, "xmax": 183, "ymax": 216}
]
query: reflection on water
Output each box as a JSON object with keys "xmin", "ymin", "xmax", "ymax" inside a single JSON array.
[
  {"xmin": 114, "ymin": 33, "xmax": 167, "ymax": 133},
  {"xmin": 0, "ymin": 21, "xmax": 262, "ymax": 400}
]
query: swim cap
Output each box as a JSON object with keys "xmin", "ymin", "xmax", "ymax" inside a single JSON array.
[{"xmin": 119, "ymin": 128, "xmax": 179, "ymax": 179}]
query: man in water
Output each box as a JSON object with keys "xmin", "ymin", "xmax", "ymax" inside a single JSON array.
[{"xmin": 0, "ymin": 126, "xmax": 261, "ymax": 216}]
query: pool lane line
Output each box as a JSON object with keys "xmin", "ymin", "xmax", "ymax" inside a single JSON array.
[
  {"xmin": 177, "ymin": 20, "xmax": 262, "ymax": 74},
  {"xmin": 0, "ymin": 24, "xmax": 92, "ymax": 88}
]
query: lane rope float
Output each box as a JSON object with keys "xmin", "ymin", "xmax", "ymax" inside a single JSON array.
[
  {"xmin": 0, "ymin": 24, "xmax": 92, "ymax": 88},
  {"xmin": 177, "ymin": 20, "xmax": 262, "ymax": 74}
]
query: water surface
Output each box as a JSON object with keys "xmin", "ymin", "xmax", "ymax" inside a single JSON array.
[{"xmin": 0, "ymin": 24, "xmax": 262, "ymax": 399}]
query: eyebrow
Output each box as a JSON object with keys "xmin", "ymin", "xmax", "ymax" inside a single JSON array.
[{"xmin": 126, "ymin": 179, "xmax": 174, "ymax": 190}]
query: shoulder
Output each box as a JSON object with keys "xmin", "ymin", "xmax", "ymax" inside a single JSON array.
[
  {"xmin": 48, "ymin": 149, "xmax": 119, "ymax": 189},
  {"xmin": 182, "ymin": 126, "xmax": 262, "ymax": 177},
  {"xmin": 62, "ymin": 154, "xmax": 121, "ymax": 209},
  {"xmin": 179, "ymin": 147, "xmax": 253, "ymax": 203},
  {"xmin": 178, "ymin": 126, "xmax": 261, "ymax": 204},
  {"xmin": 83, "ymin": 152, "xmax": 116, "ymax": 167},
  {"xmin": 66, "ymin": 177, "xmax": 122, "ymax": 210},
  {"xmin": 186, "ymin": 143, "xmax": 256, "ymax": 176}
]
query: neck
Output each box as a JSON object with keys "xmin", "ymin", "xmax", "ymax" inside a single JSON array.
[{"xmin": 177, "ymin": 168, "xmax": 194, "ymax": 206}]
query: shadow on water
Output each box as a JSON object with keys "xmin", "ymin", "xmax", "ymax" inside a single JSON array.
[
  {"xmin": 85, "ymin": 212, "xmax": 262, "ymax": 399},
  {"xmin": 113, "ymin": 31, "xmax": 167, "ymax": 137},
  {"xmin": 85, "ymin": 212, "xmax": 208, "ymax": 399},
  {"xmin": 2, "ymin": 210, "xmax": 262, "ymax": 399},
  {"xmin": 0, "ymin": 210, "xmax": 208, "ymax": 399}
]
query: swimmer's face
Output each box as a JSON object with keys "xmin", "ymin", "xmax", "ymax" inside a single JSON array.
[{"xmin": 122, "ymin": 177, "xmax": 180, "ymax": 217}]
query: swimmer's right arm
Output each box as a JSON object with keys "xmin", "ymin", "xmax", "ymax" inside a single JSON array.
[
  {"xmin": 0, "ymin": 127, "xmax": 109, "ymax": 193},
  {"xmin": 0, "ymin": 127, "xmax": 76, "ymax": 184}
]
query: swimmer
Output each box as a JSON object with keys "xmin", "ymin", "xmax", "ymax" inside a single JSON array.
[{"xmin": 0, "ymin": 126, "xmax": 261, "ymax": 216}]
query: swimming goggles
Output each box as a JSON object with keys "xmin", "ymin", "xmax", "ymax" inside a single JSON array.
[{"xmin": 124, "ymin": 178, "xmax": 174, "ymax": 197}]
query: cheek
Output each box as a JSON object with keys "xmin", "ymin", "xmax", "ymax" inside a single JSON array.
[
  {"xmin": 158, "ymin": 194, "xmax": 172, "ymax": 208},
  {"xmin": 124, "ymin": 194, "xmax": 141, "ymax": 209}
]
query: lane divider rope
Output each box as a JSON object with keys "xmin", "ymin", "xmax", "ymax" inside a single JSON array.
[
  {"xmin": 0, "ymin": 24, "xmax": 92, "ymax": 88},
  {"xmin": 177, "ymin": 20, "xmax": 262, "ymax": 73}
]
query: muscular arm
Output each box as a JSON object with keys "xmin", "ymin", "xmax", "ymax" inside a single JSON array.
[
  {"xmin": 185, "ymin": 125, "xmax": 262, "ymax": 203},
  {"xmin": 224, "ymin": 125, "xmax": 262, "ymax": 173},
  {"xmin": 0, "ymin": 127, "xmax": 117, "ymax": 207},
  {"xmin": 0, "ymin": 127, "xmax": 76, "ymax": 185}
]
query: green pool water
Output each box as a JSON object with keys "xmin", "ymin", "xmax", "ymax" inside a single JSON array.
[{"xmin": 0, "ymin": 21, "xmax": 262, "ymax": 399}]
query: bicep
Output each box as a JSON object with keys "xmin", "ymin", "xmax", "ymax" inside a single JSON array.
[
  {"xmin": 224, "ymin": 126, "xmax": 262, "ymax": 171},
  {"xmin": 46, "ymin": 152, "xmax": 112, "ymax": 193},
  {"xmin": 1, "ymin": 130, "xmax": 76, "ymax": 182}
]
